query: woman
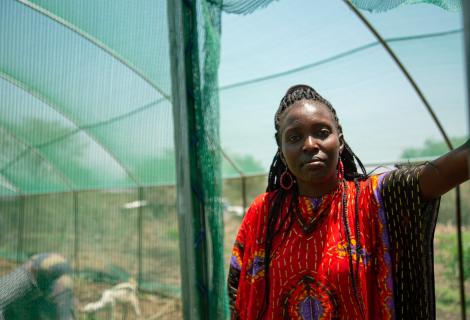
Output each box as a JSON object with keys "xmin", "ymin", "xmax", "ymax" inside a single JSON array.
[{"xmin": 227, "ymin": 85, "xmax": 469, "ymax": 319}]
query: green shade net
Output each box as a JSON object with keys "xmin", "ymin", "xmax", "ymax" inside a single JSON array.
[
  {"xmin": 1, "ymin": 0, "xmax": 229, "ymax": 318},
  {"xmin": 0, "ymin": 1, "xmax": 174, "ymax": 192},
  {"xmin": 28, "ymin": 0, "xmax": 172, "ymax": 96},
  {"xmin": 0, "ymin": 1, "xmax": 184, "ymax": 318},
  {"xmin": 351, "ymin": 0, "xmax": 461, "ymax": 12},
  {"xmin": 177, "ymin": 1, "xmax": 227, "ymax": 317},
  {"xmin": 219, "ymin": 0, "xmax": 461, "ymax": 14}
]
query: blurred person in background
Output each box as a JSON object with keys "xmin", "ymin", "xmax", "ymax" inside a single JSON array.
[{"xmin": 0, "ymin": 252, "xmax": 74, "ymax": 319}]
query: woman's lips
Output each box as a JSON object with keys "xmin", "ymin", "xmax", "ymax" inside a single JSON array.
[{"xmin": 302, "ymin": 158, "xmax": 325, "ymax": 168}]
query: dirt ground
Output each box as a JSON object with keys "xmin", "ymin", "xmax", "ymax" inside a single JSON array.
[
  {"xmin": 75, "ymin": 280, "xmax": 182, "ymax": 320},
  {"xmin": 0, "ymin": 214, "xmax": 242, "ymax": 320}
]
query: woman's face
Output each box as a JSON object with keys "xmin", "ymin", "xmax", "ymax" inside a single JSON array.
[{"xmin": 278, "ymin": 99, "xmax": 344, "ymax": 196}]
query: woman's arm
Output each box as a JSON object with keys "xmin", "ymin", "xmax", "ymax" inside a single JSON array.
[{"xmin": 419, "ymin": 140, "xmax": 469, "ymax": 200}]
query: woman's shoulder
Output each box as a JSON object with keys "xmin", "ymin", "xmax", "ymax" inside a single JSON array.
[
  {"xmin": 343, "ymin": 175, "xmax": 383, "ymax": 208},
  {"xmin": 235, "ymin": 192, "xmax": 276, "ymax": 236},
  {"xmin": 364, "ymin": 165, "xmax": 425, "ymax": 206},
  {"xmin": 251, "ymin": 191, "xmax": 277, "ymax": 206},
  {"xmin": 251, "ymin": 192, "xmax": 269, "ymax": 205},
  {"xmin": 246, "ymin": 191, "xmax": 275, "ymax": 214},
  {"xmin": 373, "ymin": 165, "xmax": 423, "ymax": 189},
  {"xmin": 243, "ymin": 191, "xmax": 277, "ymax": 220},
  {"xmin": 344, "ymin": 175, "xmax": 381, "ymax": 193}
]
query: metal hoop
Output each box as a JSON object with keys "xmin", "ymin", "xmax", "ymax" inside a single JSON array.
[
  {"xmin": 337, "ymin": 159, "xmax": 344, "ymax": 181},
  {"xmin": 280, "ymin": 170, "xmax": 294, "ymax": 190}
]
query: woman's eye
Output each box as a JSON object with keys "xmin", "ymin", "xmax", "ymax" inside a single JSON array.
[
  {"xmin": 288, "ymin": 134, "xmax": 300, "ymax": 142},
  {"xmin": 317, "ymin": 129, "xmax": 330, "ymax": 139}
]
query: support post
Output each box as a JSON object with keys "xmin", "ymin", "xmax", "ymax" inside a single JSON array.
[
  {"xmin": 241, "ymin": 176, "xmax": 247, "ymax": 213},
  {"xmin": 454, "ymin": 187, "xmax": 466, "ymax": 320},
  {"xmin": 138, "ymin": 187, "xmax": 144, "ymax": 289},
  {"xmin": 16, "ymin": 195, "xmax": 25, "ymax": 264},
  {"xmin": 460, "ymin": 3, "xmax": 469, "ymax": 320},
  {"xmin": 73, "ymin": 192, "xmax": 79, "ymax": 275},
  {"xmin": 167, "ymin": 1, "xmax": 209, "ymax": 319},
  {"xmin": 464, "ymin": 0, "xmax": 470, "ymax": 175}
]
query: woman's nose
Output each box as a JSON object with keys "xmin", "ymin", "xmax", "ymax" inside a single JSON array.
[{"xmin": 303, "ymin": 136, "xmax": 318, "ymax": 151}]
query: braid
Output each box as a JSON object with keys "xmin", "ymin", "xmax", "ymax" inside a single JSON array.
[
  {"xmin": 261, "ymin": 84, "xmax": 368, "ymax": 318},
  {"xmin": 260, "ymin": 176, "xmax": 297, "ymax": 319},
  {"xmin": 341, "ymin": 180, "xmax": 365, "ymax": 318},
  {"xmin": 353, "ymin": 179, "xmax": 365, "ymax": 317},
  {"xmin": 266, "ymin": 150, "xmax": 285, "ymax": 192},
  {"xmin": 342, "ymin": 142, "xmax": 367, "ymax": 181}
]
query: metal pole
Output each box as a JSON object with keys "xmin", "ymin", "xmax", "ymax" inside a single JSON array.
[
  {"xmin": 454, "ymin": 186, "xmax": 466, "ymax": 320},
  {"xmin": 16, "ymin": 195, "xmax": 25, "ymax": 264},
  {"xmin": 460, "ymin": 3, "xmax": 470, "ymax": 319},
  {"xmin": 464, "ymin": 0, "xmax": 470, "ymax": 145},
  {"xmin": 344, "ymin": 2, "xmax": 466, "ymax": 318},
  {"xmin": 72, "ymin": 191, "xmax": 81, "ymax": 296},
  {"xmin": 241, "ymin": 176, "xmax": 247, "ymax": 213},
  {"xmin": 343, "ymin": 0, "xmax": 453, "ymax": 149},
  {"xmin": 73, "ymin": 192, "xmax": 79, "ymax": 275},
  {"xmin": 220, "ymin": 148, "xmax": 248, "ymax": 211},
  {"xmin": 138, "ymin": 187, "xmax": 143, "ymax": 290}
]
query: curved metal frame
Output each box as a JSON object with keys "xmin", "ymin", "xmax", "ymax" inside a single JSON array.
[
  {"xmin": 0, "ymin": 71, "xmax": 141, "ymax": 187},
  {"xmin": 0, "ymin": 173, "xmax": 20, "ymax": 194},
  {"xmin": 343, "ymin": 2, "xmax": 465, "ymax": 319},
  {"xmin": 219, "ymin": 29, "xmax": 462, "ymax": 91},
  {"xmin": 17, "ymin": 0, "xmax": 172, "ymax": 102},
  {"xmin": 0, "ymin": 121, "xmax": 74, "ymax": 192}
]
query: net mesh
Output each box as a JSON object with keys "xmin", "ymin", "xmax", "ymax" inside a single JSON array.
[
  {"xmin": 0, "ymin": 0, "xmax": 466, "ymax": 319},
  {"xmin": 0, "ymin": 1, "xmax": 183, "ymax": 318},
  {"xmin": 351, "ymin": 0, "xmax": 462, "ymax": 12}
]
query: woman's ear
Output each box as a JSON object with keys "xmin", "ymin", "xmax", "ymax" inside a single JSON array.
[
  {"xmin": 338, "ymin": 133, "xmax": 345, "ymax": 155},
  {"xmin": 279, "ymin": 149, "xmax": 287, "ymax": 165}
]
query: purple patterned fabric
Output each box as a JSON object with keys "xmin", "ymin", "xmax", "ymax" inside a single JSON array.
[{"xmin": 298, "ymin": 296, "xmax": 324, "ymax": 320}]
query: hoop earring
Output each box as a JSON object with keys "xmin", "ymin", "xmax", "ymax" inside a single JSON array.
[
  {"xmin": 280, "ymin": 169, "xmax": 294, "ymax": 190},
  {"xmin": 337, "ymin": 159, "xmax": 344, "ymax": 181}
]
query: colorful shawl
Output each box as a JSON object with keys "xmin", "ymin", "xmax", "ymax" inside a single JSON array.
[{"xmin": 228, "ymin": 166, "xmax": 439, "ymax": 319}]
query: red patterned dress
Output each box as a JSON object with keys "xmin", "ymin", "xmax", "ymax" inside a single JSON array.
[{"xmin": 228, "ymin": 166, "xmax": 439, "ymax": 320}]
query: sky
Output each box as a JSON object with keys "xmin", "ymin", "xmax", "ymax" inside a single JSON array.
[{"xmin": 218, "ymin": 0, "xmax": 467, "ymax": 171}]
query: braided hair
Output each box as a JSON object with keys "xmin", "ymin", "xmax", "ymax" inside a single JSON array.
[{"xmin": 260, "ymin": 84, "xmax": 367, "ymax": 318}]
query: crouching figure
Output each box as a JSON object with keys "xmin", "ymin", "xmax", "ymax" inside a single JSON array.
[{"xmin": 0, "ymin": 252, "xmax": 75, "ymax": 319}]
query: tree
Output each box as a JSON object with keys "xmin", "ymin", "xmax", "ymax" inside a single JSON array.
[
  {"xmin": 222, "ymin": 153, "xmax": 265, "ymax": 177},
  {"xmin": 400, "ymin": 136, "xmax": 469, "ymax": 226},
  {"xmin": 400, "ymin": 136, "xmax": 467, "ymax": 159}
]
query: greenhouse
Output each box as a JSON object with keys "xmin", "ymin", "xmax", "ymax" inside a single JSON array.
[{"xmin": 0, "ymin": 0, "xmax": 469, "ymax": 319}]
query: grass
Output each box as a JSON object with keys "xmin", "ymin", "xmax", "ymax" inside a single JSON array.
[{"xmin": 434, "ymin": 225, "xmax": 470, "ymax": 319}]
